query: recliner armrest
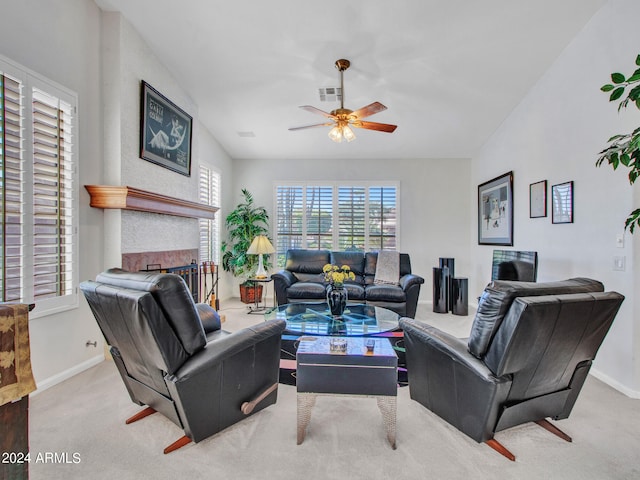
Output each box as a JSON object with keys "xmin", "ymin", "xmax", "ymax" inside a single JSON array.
[
  {"xmin": 169, "ymin": 320, "xmax": 286, "ymax": 380},
  {"xmin": 400, "ymin": 318, "xmax": 494, "ymax": 380},
  {"xmin": 399, "ymin": 274, "xmax": 424, "ymax": 292},
  {"xmin": 195, "ymin": 303, "xmax": 221, "ymax": 334},
  {"xmin": 400, "ymin": 317, "xmax": 511, "ymax": 443}
]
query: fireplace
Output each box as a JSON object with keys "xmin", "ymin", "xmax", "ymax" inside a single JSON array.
[{"xmin": 122, "ymin": 249, "xmax": 200, "ymax": 302}]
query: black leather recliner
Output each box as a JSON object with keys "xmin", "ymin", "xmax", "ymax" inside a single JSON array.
[
  {"xmin": 400, "ymin": 278, "xmax": 624, "ymax": 460},
  {"xmin": 271, "ymin": 249, "xmax": 424, "ymax": 318},
  {"xmin": 80, "ymin": 268, "xmax": 286, "ymax": 453}
]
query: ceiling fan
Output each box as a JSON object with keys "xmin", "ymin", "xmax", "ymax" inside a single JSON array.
[{"xmin": 289, "ymin": 59, "xmax": 397, "ymax": 143}]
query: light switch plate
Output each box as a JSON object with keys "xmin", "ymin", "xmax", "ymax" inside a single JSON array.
[
  {"xmin": 616, "ymin": 233, "xmax": 624, "ymax": 248},
  {"xmin": 613, "ymin": 256, "xmax": 626, "ymax": 271}
]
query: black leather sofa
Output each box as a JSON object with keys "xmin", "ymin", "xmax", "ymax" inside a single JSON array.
[
  {"xmin": 271, "ymin": 249, "xmax": 424, "ymax": 318},
  {"xmin": 400, "ymin": 278, "xmax": 624, "ymax": 460},
  {"xmin": 80, "ymin": 268, "xmax": 286, "ymax": 453}
]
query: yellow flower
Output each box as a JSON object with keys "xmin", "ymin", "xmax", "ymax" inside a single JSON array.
[{"xmin": 323, "ymin": 263, "xmax": 356, "ymax": 286}]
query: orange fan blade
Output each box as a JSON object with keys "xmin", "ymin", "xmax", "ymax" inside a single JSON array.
[
  {"xmin": 354, "ymin": 121, "xmax": 397, "ymax": 133},
  {"xmin": 289, "ymin": 122, "xmax": 333, "ymax": 131},
  {"xmin": 351, "ymin": 102, "xmax": 387, "ymax": 119},
  {"xmin": 299, "ymin": 105, "xmax": 335, "ymax": 118}
]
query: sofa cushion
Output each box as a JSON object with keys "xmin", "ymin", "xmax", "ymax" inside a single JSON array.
[
  {"xmin": 467, "ymin": 278, "xmax": 605, "ymax": 359},
  {"xmin": 364, "ymin": 252, "xmax": 412, "ymax": 285},
  {"xmin": 344, "ymin": 283, "xmax": 366, "ymax": 300},
  {"xmin": 287, "ymin": 282, "xmax": 327, "ymax": 300},
  {"xmin": 285, "ymin": 249, "xmax": 330, "ymax": 274},
  {"xmin": 365, "ymin": 284, "xmax": 406, "ymax": 302},
  {"xmin": 330, "ymin": 251, "xmax": 365, "ymax": 284},
  {"xmin": 292, "ymin": 272, "xmax": 325, "ymax": 283}
]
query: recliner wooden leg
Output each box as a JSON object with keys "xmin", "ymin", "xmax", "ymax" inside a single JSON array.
[
  {"xmin": 486, "ymin": 439, "xmax": 516, "ymax": 461},
  {"xmin": 125, "ymin": 407, "xmax": 156, "ymax": 424},
  {"xmin": 163, "ymin": 435, "xmax": 192, "ymax": 454},
  {"xmin": 535, "ymin": 419, "xmax": 572, "ymax": 442}
]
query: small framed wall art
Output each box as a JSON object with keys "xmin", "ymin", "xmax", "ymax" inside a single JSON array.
[
  {"xmin": 551, "ymin": 181, "xmax": 574, "ymax": 224},
  {"xmin": 140, "ymin": 81, "xmax": 193, "ymax": 176},
  {"xmin": 478, "ymin": 171, "xmax": 514, "ymax": 246},
  {"xmin": 529, "ymin": 180, "xmax": 547, "ymax": 218}
]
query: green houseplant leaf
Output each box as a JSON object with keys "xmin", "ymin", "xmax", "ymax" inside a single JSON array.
[{"xmin": 598, "ymin": 54, "xmax": 640, "ymax": 233}]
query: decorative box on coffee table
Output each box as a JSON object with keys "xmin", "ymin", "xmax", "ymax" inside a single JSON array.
[{"xmin": 296, "ymin": 336, "xmax": 398, "ymax": 449}]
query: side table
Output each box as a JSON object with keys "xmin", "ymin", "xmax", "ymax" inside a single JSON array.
[
  {"xmin": 247, "ymin": 277, "xmax": 273, "ymax": 314},
  {"xmin": 296, "ymin": 336, "xmax": 398, "ymax": 449}
]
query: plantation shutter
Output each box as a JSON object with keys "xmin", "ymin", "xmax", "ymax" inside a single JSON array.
[
  {"xmin": 369, "ymin": 186, "xmax": 397, "ymax": 250},
  {"xmin": 338, "ymin": 186, "xmax": 366, "ymax": 251},
  {"xmin": 1, "ymin": 74, "xmax": 24, "ymax": 302},
  {"xmin": 31, "ymin": 87, "xmax": 74, "ymax": 300},
  {"xmin": 305, "ymin": 186, "xmax": 333, "ymax": 250},
  {"xmin": 275, "ymin": 185, "xmax": 303, "ymax": 264},
  {"xmin": 199, "ymin": 165, "xmax": 220, "ymax": 263}
]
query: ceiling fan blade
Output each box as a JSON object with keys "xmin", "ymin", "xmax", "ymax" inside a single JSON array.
[
  {"xmin": 299, "ymin": 105, "xmax": 335, "ymax": 118},
  {"xmin": 351, "ymin": 102, "xmax": 387, "ymax": 119},
  {"xmin": 354, "ymin": 121, "xmax": 397, "ymax": 133},
  {"xmin": 289, "ymin": 122, "xmax": 333, "ymax": 131}
]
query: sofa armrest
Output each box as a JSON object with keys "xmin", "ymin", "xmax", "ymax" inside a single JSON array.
[
  {"xmin": 271, "ymin": 270, "xmax": 297, "ymax": 305},
  {"xmin": 400, "ymin": 318, "xmax": 511, "ymax": 442},
  {"xmin": 195, "ymin": 303, "xmax": 221, "ymax": 334},
  {"xmin": 399, "ymin": 273, "xmax": 424, "ymax": 291}
]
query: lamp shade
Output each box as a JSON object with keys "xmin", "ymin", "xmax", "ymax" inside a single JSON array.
[{"xmin": 247, "ymin": 235, "xmax": 275, "ymax": 255}]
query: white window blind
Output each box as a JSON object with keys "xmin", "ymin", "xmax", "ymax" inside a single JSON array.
[
  {"xmin": 0, "ymin": 57, "xmax": 78, "ymax": 315},
  {"xmin": 275, "ymin": 185, "xmax": 303, "ymax": 265},
  {"xmin": 198, "ymin": 165, "xmax": 221, "ymax": 264},
  {"xmin": 274, "ymin": 182, "xmax": 399, "ymax": 266},
  {"xmin": 32, "ymin": 88, "xmax": 74, "ymax": 300},
  {"xmin": 305, "ymin": 185, "xmax": 333, "ymax": 250},
  {"xmin": 1, "ymin": 74, "xmax": 23, "ymax": 302}
]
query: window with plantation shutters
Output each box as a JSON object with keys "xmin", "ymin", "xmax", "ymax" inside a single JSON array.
[
  {"xmin": 0, "ymin": 56, "xmax": 78, "ymax": 315},
  {"xmin": 1, "ymin": 74, "xmax": 23, "ymax": 302},
  {"xmin": 198, "ymin": 165, "xmax": 221, "ymax": 264},
  {"xmin": 274, "ymin": 182, "xmax": 398, "ymax": 266},
  {"xmin": 32, "ymin": 88, "xmax": 74, "ymax": 300}
]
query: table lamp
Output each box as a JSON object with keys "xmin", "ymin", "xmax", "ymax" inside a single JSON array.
[{"xmin": 247, "ymin": 235, "xmax": 275, "ymax": 278}]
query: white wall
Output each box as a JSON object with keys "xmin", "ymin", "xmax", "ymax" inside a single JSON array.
[
  {"xmin": 470, "ymin": 0, "xmax": 639, "ymax": 395},
  {"xmin": 231, "ymin": 157, "xmax": 472, "ymax": 296},
  {"xmin": 0, "ymin": 0, "xmax": 106, "ymax": 388}
]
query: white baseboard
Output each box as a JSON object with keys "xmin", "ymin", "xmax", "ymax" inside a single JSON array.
[
  {"xmin": 589, "ymin": 368, "xmax": 640, "ymax": 399},
  {"xmin": 31, "ymin": 354, "xmax": 105, "ymax": 397}
]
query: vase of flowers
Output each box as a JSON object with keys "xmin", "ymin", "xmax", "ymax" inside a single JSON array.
[{"xmin": 323, "ymin": 264, "xmax": 355, "ymax": 317}]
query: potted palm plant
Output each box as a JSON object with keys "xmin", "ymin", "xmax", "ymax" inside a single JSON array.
[{"xmin": 221, "ymin": 189, "xmax": 272, "ymax": 303}]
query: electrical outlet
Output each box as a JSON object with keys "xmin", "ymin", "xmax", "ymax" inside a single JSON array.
[
  {"xmin": 616, "ymin": 233, "xmax": 624, "ymax": 248},
  {"xmin": 613, "ymin": 256, "xmax": 626, "ymax": 271}
]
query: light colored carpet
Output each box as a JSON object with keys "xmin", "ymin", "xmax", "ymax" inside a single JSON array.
[{"xmin": 29, "ymin": 299, "xmax": 640, "ymax": 480}]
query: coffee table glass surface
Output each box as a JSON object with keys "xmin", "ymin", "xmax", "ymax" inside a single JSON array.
[{"xmin": 264, "ymin": 302, "xmax": 400, "ymax": 336}]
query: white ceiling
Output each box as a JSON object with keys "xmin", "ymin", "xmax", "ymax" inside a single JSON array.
[{"xmin": 95, "ymin": 0, "xmax": 607, "ymax": 161}]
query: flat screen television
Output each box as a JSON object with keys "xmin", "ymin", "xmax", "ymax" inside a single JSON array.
[{"xmin": 491, "ymin": 250, "xmax": 538, "ymax": 282}]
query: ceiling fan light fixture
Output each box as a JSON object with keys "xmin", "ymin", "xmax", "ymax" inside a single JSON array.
[
  {"xmin": 343, "ymin": 124, "xmax": 356, "ymax": 142},
  {"xmin": 328, "ymin": 124, "xmax": 343, "ymax": 143}
]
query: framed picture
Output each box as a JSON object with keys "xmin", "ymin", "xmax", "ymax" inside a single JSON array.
[
  {"xmin": 552, "ymin": 181, "xmax": 574, "ymax": 224},
  {"xmin": 529, "ymin": 180, "xmax": 547, "ymax": 218},
  {"xmin": 140, "ymin": 81, "xmax": 192, "ymax": 176},
  {"xmin": 478, "ymin": 171, "xmax": 514, "ymax": 246}
]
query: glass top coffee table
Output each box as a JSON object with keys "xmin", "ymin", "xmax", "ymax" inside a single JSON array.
[{"xmin": 264, "ymin": 303, "xmax": 400, "ymax": 336}]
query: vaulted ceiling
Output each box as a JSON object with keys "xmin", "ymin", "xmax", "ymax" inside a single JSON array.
[{"xmin": 95, "ymin": 0, "xmax": 607, "ymax": 160}]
